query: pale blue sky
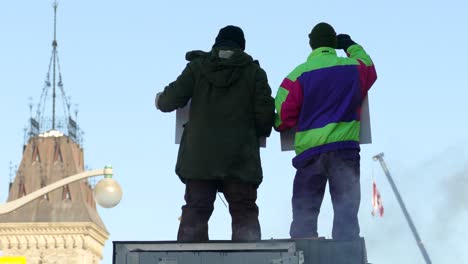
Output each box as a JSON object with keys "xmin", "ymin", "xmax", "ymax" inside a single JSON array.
[{"xmin": 1, "ymin": 1, "xmax": 467, "ymax": 263}]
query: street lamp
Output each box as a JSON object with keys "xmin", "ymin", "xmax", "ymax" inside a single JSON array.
[
  {"xmin": 0, "ymin": 165, "xmax": 122, "ymax": 215},
  {"xmin": 93, "ymin": 166, "xmax": 123, "ymax": 208}
]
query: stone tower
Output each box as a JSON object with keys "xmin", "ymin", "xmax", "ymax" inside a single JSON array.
[
  {"xmin": 0, "ymin": 2, "xmax": 109, "ymax": 263},
  {"xmin": 0, "ymin": 131, "xmax": 108, "ymax": 264}
]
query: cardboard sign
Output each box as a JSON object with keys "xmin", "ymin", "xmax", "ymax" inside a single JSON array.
[
  {"xmin": 280, "ymin": 96, "xmax": 372, "ymax": 151},
  {"xmin": 175, "ymin": 102, "xmax": 190, "ymax": 144},
  {"xmin": 359, "ymin": 96, "xmax": 372, "ymax": 144},
  {"xmin": 175, "ymin": 102, "xmax": 267, "ymax": 147},
  {"xmin": 280, "ymin": 128, "xmax": 296, "ymax": 151}
]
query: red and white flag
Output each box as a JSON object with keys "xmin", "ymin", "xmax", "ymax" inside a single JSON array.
[{"xmin": 371, "ymin": 180, "xmax": 384, "ymax": 217}]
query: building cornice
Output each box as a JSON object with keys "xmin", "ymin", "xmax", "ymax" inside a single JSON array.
[{"xmin": 0, "ymin": 222, "xmax": 109, "ymax": 258}]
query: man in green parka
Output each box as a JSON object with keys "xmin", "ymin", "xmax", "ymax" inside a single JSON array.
[{"xmin": 155, "ymin": 25, "xmax": 275, "ymax": 242}]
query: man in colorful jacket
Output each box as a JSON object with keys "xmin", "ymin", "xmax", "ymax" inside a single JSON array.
[
  {"xmin": 156, "ymin": 25, "xmax": 275, "ymax": 242},
  {"xmin": 274, "ymin": 22, "xmax": 377, "ymax": 240}
]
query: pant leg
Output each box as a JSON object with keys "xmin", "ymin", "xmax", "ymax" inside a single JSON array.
[
  {"xmin": 326, "ymin": 149, "xmax": 361, "ymax": 240},
  {"xmin": 177, "ymin": 179, "xmax": 218, "ymax": 242},
  {"xmin": 222, "ymin": 181, "xmax": 261, "ymax": 241},
  {"xmin": 290, "ymin": 154, "xmax": 328, "ymax": 238}
]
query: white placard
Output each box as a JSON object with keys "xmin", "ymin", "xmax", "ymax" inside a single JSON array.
[
  {"xmin": 175, "ymin": 102, "xmax": 267, "ymax": 148},
  {"xmin": 280, "ymin": 96, "xmax": 372, "ymax": 151},
  {"xmin": 175, "ymin": 102, "xmax": 190, "ymax": 144},
  {"xmin": 280, "ymin": 128, "xmax": 296, "ymax": 151},
  {"xmin": 359, "ymin": 96, "xmax": 372, "ymax": 144}
]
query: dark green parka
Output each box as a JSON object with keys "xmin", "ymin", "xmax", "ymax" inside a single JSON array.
[{"xmin": 157, "ymin": 48, "xmax": 275, "ymax": 184}]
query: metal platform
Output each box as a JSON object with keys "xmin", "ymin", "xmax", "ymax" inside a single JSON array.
[{"xmin": 113, "ymin": 238, "xmax": 369, "ymax": 264}]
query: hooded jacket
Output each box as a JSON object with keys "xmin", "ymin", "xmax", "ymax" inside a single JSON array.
[
  {"xmin": 157, "ymin": 48, "xmax": 275, "ymax": 184},
  {"xmin": 274, "ymin": 44, "xmax": 377, "ymax": 168}
]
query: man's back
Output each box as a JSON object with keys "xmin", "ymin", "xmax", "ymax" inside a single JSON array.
[
  {"xmin": 274, "ymin": 22, "xmax": 377, "ymax": 240},
  {"xmin": 296, "ymin": 52, "xmax": 362, "ymax": 128},
  {"xmin": 275, "ymin": 44, "xmax": 376, "ymax": 167},
  {"xmin": 179, "ymin": 49, "xmax": 273, "ymax": 183},
  {"xmin": 156, "ymin": 25, "xmax": 274, "ymax": 241},
  {"xmin": 157, "ymin": 48, "xmax": 274, "ymax": 184}
]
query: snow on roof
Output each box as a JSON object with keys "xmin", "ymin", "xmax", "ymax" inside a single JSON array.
[{"xmin": 38, "ymin": 130, "xmax": 64, "ymax": 138}]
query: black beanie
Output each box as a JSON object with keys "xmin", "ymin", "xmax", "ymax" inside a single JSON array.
[
  {"xmin": 309, "ymin": 22, "xmax": 337, "ymax": 49},
  {"xmin": 213, "ymin": 25, "xmax": 246, "ymax": 50}
]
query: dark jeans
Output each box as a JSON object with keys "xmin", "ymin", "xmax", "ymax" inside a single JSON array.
[
  {"xmin": 290, "ymin": 149, "xmax": 361, "ymax": 240},
  {"xmin": 177, "ymin": 179, "xmax": 261, "ymax": 242}
]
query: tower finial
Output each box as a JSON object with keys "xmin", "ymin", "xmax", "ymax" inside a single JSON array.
[
  {"xmin": 51, "ymin": 0, "xmax": 58, "ymax": 130},
  {"xmin": 53, "ymin": 1, "xmax": 58, "ymax": 47},
  {"xmin": 28, "ymin": 1, "xmax": 80, "ymax": 141}
]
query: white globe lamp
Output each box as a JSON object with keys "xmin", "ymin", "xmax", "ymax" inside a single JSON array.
[{"xmin": 93, "ymin": 165, "xmax": 123, "ymax": 208}]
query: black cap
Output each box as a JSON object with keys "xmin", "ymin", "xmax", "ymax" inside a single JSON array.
[
  {"xmin": 213, "ymin": 25, "xmax": 246, "ymax": 50},
  {"xmin": 309, "ymin": 22, "xmax": 337, "ymax": 49}
]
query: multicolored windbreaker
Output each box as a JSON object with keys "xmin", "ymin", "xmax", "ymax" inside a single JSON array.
[{"xmin": 275, "ymin": 44, "xmax": 377, "ymax": 167}]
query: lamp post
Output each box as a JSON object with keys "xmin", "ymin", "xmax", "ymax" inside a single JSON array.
[{"xmin": 0, "ymin": 165, "xmax": 122, "ymax": 215}]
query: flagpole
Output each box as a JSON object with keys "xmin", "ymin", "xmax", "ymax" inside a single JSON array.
[{"xmin": 373, "ymin": 153, "xmax": 432, "ymax": 264}]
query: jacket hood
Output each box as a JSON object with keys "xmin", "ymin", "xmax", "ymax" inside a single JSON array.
[{"xmin": 185, "ymin": 48, "xmax": 254, "ymax": 88}]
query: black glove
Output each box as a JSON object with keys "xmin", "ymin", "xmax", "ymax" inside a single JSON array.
[{"xmin": 336, "ymin": 34, "xmax": 356, "ymax": 51}]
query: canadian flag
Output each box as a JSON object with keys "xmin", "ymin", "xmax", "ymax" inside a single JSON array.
[{"xmin": 371, "ymin": 180, "xmax": 384, "ymax": 217}]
